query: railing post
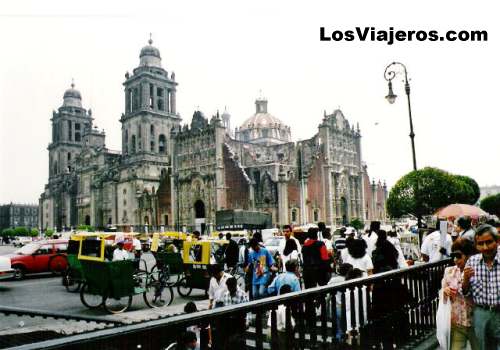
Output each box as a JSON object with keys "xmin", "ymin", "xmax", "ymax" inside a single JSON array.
[{"xmin": 270, "ymin": 307, "xmax": 278, "ymax": 350}]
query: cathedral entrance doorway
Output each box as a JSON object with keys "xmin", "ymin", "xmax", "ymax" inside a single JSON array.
[
  {"xmin": 340, "ymin": 197, "xmax": 348, "ymax": 226},
  {"xmin": 194, "ymin": 200, "xmax": 206, "ymax": 235},
  {"xmin": 85, "ymin": 215, "xmax": 91, "ymax": 226}
]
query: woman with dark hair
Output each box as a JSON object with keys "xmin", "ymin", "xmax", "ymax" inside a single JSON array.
[
  {"xmin": 441, "ymin": 238, "xmax": 479, "ymax": 350},
  {"xmin": 342, "ymin": 238, "xmax": 373, "ymax": 276},
  {"xmin": 372, "ymin": 230, "xmax": 399, "ymax": 273},
  {"xmin": 281, "ymin": 237, "xmax": 299, "ymax": 266}
]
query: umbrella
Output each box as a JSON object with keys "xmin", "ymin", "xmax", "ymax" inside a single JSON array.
[{"xmin": 435, "ymin": 203, "xmax": 489, "ymax": 219}]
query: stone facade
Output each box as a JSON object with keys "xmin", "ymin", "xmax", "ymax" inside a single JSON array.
[
  {"xmin": 0, "ymin": 204, "xmax": 39, "ymax": 231},
  {"xmin": 39, "ymin": 39, "xmax": 386, "ymax": 232}
]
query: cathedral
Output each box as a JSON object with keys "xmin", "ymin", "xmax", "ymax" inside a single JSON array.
[{"xmin": 39, "ymin": 39, "xmax": 387, "ymax": 233}]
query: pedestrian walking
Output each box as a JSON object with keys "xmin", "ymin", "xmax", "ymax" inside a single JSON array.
[
  {"xmin": 224, "ymin": 232, "xmax": 239, "ymax": 269},
  {"xmin": 246, "ymin": 238, "xmax": 275, "ymax": 300},
  {"xmin": 362, "ymin": 221, "xmax": 380, "ymax": 258},
  {"xmin": 207, "ymin": 264, "xmax": 231, "ymax": 309},
  {"xmin": 302, "ymin": 227, "xmax": 330, "ymax": 288},
  {"xmin": 267, "ymin": 259, "xmax": 301, "ymax": 296},
  {"xmin": 440, "ymin": 238, "xmax": 479, "ymax": 350},
  {"xmin": 421, "ymin": 220, "xmax": 453, "ymax": 262},
  {"xmin": 214, "ymin": 277, "xmax": 248, "ymax": 349},
  {"xmin": 456, "ymin": 217, "xmax": 475, "ymax": 242},
  {"xmin": 341, "ymin": 238, "xmax": 373, "ymax": 277},
  {"xmin": 278, "ymin": 225, "xmax": 301, "ymax": 267},
  {"xmin": 462, "ymin": 224, "xmax": 500, "ymax": 350}
]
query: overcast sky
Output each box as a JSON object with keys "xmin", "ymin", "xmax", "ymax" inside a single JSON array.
[{"xmin": 1, "ymin": 0, "xmax": 498, "ymax": 204}]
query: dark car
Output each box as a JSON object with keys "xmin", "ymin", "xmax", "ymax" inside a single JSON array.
[{"xmin": 6, "ymin": 239, "xmax": 69, "ymax": 280}]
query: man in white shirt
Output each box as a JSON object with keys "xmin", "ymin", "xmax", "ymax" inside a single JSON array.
[
  {"xmin": 362, "ymin": 221, "xmax": 380, "ymax": 258},
  {"xmin": 278, "ymin": 225, "xmax": 301, "ymax": 256},
  {"xmin": 112, "ymin": 241, "xmax": 130, "ymax": 261},
  {"xmin": 420, "ymin": 221, "xmax": 452, "ymax": 262},
  {"xmin": 208, "ymin": 264, "xmax": 231, "ymax": 309}
]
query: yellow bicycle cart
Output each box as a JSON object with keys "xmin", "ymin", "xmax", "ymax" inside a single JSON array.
[
  {"xmin": 77, "ymin": 233, "xmax": 172, "ymax": 313},
  {"xmin": 176, "ymin": 239, "xmax": 228, "ymax": 297}
]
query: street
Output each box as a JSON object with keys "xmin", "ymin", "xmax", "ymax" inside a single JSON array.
[{"xmin": 0, "ymin": 245, "xmax": 209, "ymax": 336}]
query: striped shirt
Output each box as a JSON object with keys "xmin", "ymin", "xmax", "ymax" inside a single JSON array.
[{"xmin": 464, "ymin": 248, "xmax": 500, "ymax": 307}]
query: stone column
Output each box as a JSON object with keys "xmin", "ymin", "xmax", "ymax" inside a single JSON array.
[
  {"xmin": 277, "ymin": 168, "xmax": 289, "ymax": 226},
  {"xmin": 166, "ymin": 90, "xmax": 170, "ymax": 113},
  {"xmin": 214, "ymin": 124, "xmax": 226, "ymax": 210},
  {"xmin": 142, "ymin": 82, "xmax": 149, "ymax": 109},
  {"xmin": 170, "ymin": 90, "xmax": 176, "ymax": 114}
]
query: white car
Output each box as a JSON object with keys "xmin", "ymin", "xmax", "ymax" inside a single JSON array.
[
  {"xmin": 12, "ymin": 237, "xmax": 32, "ymax": 248},
  {"xmin": 0, "ymin": 256, "xmax": 14, "ymax": 280},
  {"xmin": 264, "ymin": 236, "xmax": 285, "ymax": 257}
]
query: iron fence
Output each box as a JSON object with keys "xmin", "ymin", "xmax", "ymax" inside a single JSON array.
[{"xmin": 5, "ymin": 259, "xmax": 450, "ymax": 350}]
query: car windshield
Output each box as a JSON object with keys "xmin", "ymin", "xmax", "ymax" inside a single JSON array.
[
  {"xmin": 264, "ymin": 238, "xmax": 282, "ymax": 246},
  {"xmin": 15, "ymin": 242, "xmax": 40, "ymax": 255}
]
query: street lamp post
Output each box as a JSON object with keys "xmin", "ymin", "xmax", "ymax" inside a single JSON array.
[{"xmin": 384, "ymin": 62, "xmax": 422, "ymax": 230}]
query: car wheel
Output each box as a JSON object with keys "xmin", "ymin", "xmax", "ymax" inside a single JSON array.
[{"xmin": 12, "ymin": 266, "xmax": 25, "ymax": 280}]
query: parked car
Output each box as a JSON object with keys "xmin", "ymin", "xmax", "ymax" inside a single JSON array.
[
  {"xmin": 264, "ymin": 236, "xmax": 285, "ymax": 257},
  {"xmin": 12, "ymin": 237, "xmax": 33, "ymax": 248},
  {"xmin": 0, "ymin": 256, "xmax": 14, "ymax": 280},
  {"xmin": 5, "ymin": 239, "xmax": 69, "ymax": 280}
]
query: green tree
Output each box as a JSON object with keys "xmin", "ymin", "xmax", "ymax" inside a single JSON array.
[
  {"xmin": 454, "ymin": 175, "xmax": 480, "ymax": 204},
  {"xmin": 45, "ymin": 228, "xmax": 54, "ymax": 238},
  {"xmin": 480, "ymin": 193, "xmax": 500, "ymax": 217},
  {"xmin": 30, "ymin": 228, "xmax": 39, "ymax": 237},
  {"xmin": 387, "ymin": 167, "xmax": 480, "ymax": 218},
  {"xmin": 14, "ymin": 227, "xmax": 29, "ymax": 236},
  {"xmin": 349, "ymin": 218, "xmax": 364, "ymax": 230},
  {"xmin": 2, "ymin": 228, "xmax": 15, "ymax": 237}
]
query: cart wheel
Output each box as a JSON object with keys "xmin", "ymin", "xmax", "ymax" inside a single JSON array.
[
  {"xmin": 80, "ymin": 283, "xmax": 103, "ymax": 309},
  {"xmin": 151, "ymin": 264, "xmax": 172, "ymax": 285},
  {"xmin": 64, "ymin": 273, "xmax": 81, "ymax": 292},
  {"xmin": 177, "ymin": 278, "xmax": 192, "ymax": 297},
  {"xmin": 49, "ymin": 254, "xmax": 67, "ymax": 276},
  {"xmin": 143, "ymin": 275, "xmax": 174, "ymax": 308},
  {"xmin": 103, "ymin": 295, "xmax": 132, "ymax": 314}
]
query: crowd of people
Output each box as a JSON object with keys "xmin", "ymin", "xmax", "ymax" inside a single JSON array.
[{"xmin": 172, "ymin": 217, "xmax": 500, "ymax": 350}]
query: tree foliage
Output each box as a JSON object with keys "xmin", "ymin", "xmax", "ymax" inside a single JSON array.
[
  {"xmin": 349, "ymin": 218, "xmax": 364, "ymax": 230},
  {"xmin": 480, "ymin": 193, "xmax": 500, "ymax": 217},
  {"xmin": 14, "ymin": 227, "xmax": 29, "ymax": 236},
  {"xmin": 45, "ymin": 228, "xmax": 54, "ymax": 237},
  {"xmin": 30, "ymin": 228, "xmax": 39, "ymax": 237},
  {"xmin": 1, "ymin": 228, "xmax": 15, "ymax": 237},
  {"xmin": 387, "ymin": 167, "xmax": 481, "ymax": 218}
]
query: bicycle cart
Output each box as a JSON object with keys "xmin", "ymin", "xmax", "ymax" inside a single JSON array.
[
  {"xmin": 77, "ymin": 234, "xmax": 173, "ymax": 313},
  {"xmin": 176, "ymin": 239, "xmax": 227, "ymax": 297}
]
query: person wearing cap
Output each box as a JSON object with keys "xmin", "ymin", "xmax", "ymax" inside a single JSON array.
[{"xmin": 112, "ymin": 240, "xmax": 130, "ymax": 261}]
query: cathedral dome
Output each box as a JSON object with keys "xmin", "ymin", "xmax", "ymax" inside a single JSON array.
[
  {"xmin": 139, "ymin": 37, "xmax": 162, "ymax": 68},
  {"xmin": 236, "ymin": 98, "xmax": 291, "ymax": 145},
  {"xmin": 62, "ymin": 82, "xmax": 82, "ymax": 108}
]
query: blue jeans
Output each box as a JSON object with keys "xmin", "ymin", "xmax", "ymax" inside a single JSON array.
[
  {"xmin": 473, "ymin": 307, "xmax": 500, "ymax": 350},
  {"xmin": 252, "ymin": 284, "xmax": 267, "ymax": 300}
]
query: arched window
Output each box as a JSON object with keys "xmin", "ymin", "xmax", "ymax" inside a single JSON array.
[
  {"xmin": 158, "ymin": 134, "xmax": 166, "ymax": 153},
  {"xmin": 131, "ymin": 135, "xmax": 136, "ymax": 153},
  {"xmin": 67, "ymin": 152, "xmax": 71, "ymax": 161},
  {"xmin": 124, "ymin": 129, "xmax": 129, "ymax": 154},
  {"xmin": 53, "ymin": 161, "xmax": 58, "ymax": 175},
  {"xmin": 291, "ymin": 209, "xmax": 297, "ymax": 223},
  {"xmin": 150, "ymin": 124, "xmax": 154, "ymax": 136},
  {"xmin": 158, "ymin": 99, "xmax": 164, "ymax": 111},
  {"xmin": 150, "ymin": 140, "xmax": 155, "ymax": 152}
]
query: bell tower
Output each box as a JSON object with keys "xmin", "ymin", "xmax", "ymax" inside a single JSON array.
[
  {"xmin": 48, "ymin": 81, "xmax": 92, "ymax": 178},
  {"xmin": 120, "ymin": 36, "xmax": 180, "ymax": 160}
]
